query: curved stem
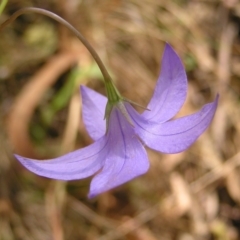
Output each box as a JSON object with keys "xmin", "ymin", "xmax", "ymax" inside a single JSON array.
[{"xmin": 0, "ymin": 7, "xmax": 112, "ymax": 83}]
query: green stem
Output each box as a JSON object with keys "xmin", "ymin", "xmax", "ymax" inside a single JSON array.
[
  {"xmin": 105, "ymin": 80, "xmax": 121, "ymax": 103},
  {"xmin": 0, "ymin": 7, "xmax": 112, "ymax": 83}
]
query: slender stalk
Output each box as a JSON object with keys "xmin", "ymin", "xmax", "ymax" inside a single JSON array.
[{"xmin": 0, "ymin": 7, "xmax": 112, "ymax": 83}]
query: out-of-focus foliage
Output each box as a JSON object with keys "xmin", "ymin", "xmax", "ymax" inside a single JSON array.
[
  {"xmin": 0, "ymin": 0, "xmax": 7, "ymax": 15},
  {"xmin": 1, "ymin": 0, "xmax": 240, "ymax": 239}
]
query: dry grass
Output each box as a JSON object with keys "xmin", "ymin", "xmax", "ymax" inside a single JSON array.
[{"xmin": 1, "ymin": 0, "xmax": 240, "ymax": 239}]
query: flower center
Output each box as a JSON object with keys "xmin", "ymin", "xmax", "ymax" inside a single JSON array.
[{"xmin": 104, "ymin": 81, "xmax": 134, "ymax": 126}]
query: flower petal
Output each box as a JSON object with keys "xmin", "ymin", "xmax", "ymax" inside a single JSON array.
[
  {"xmin": 15, "ymin": 137, "xmax": 108, "ymax": 180},
  {"xmin": 142, "ymin": 44, "xmax": 187, "ymax": 122},
  {"xmin": 88, "ymin": 107, "xmax": 149, "ymax": 198},
  {"xmin": 127, "ymin": 95, "xmax": 218, "ymax": 154},
  {"xmin": 81, "ymin": 85, "xmax": 107, "ymax": 140}
]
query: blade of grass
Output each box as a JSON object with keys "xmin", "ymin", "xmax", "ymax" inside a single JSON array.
[{"xmin": 0, "ymin": 0, "xmax": 7, "ymax": 15}]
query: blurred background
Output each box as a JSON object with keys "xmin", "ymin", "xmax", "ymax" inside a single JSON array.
[{"xmin": 0, "ymin": 0, "xmax": 240, "ymax": 239}]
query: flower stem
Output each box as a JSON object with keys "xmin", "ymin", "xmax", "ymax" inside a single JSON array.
[{"xmin": 0, "ymin": 7, "xmax": 112, "ymax": 83}]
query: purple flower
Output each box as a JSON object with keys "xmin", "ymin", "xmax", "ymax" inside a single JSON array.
[{"xmin": 15, "ymin": 44, "xmax": 218, "ymax": 198}]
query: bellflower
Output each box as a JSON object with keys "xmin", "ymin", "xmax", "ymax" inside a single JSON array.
[{"xmin": 15, "ymin": 44, "xmax": 218, "ymax": 198}]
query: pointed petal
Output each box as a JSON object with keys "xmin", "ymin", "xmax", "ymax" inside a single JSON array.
[
  {"xmin": 80, "ymin": 85, "xmax": 107, "ymax": 140},
  {"xmin": 127, "ymin": 95, "xmax": 218, "ymax": 154},
  {"xmin": 15, "ymin": 137, "xmax": 108, "ymax": 180},
  {"xmin": 88, "ymin": 107, "xmax": 149, "ymax": 198},
  {"xmin": 142, "ymin": 44, "xmax": 187, "ymax": 122}
]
